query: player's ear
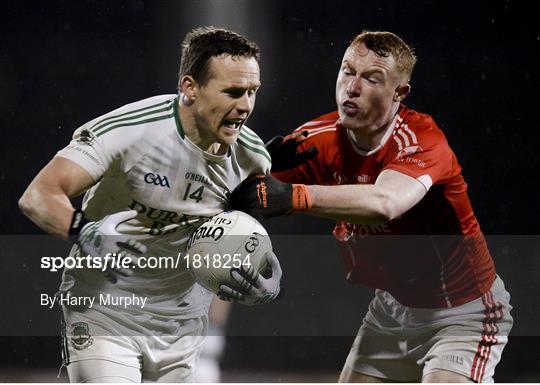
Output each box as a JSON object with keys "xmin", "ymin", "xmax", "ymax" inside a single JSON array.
[
  {"xmin": 180, "ymin": 75, "xmax": 197, "ymax": 105},
  {"xmin": 394, "ymin": 82, "xmax": 411, "ymax": 103}
]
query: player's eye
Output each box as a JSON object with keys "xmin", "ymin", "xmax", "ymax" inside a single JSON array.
[
  {"xmin": 342, "ymin": 66, "xmax": 354, "ymax": 76},
  {"xmin": 227, "ymin": 90, "xmax": 244, "ymax": 98},
  {"xmin": 364, "ymin": 76, "xmax": 380, "ymax": 84}
]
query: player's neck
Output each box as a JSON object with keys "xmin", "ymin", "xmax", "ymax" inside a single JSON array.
[
  {"xmin": 179, "ymin": 102, "xmax": 228, "ymax": 156},
  {"xmin": 348, "ymin": 104, "xmax": 400, "ymax": 154}
]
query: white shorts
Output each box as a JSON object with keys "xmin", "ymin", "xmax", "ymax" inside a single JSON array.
[
  {"xmin": 61, "ymin": 308, "xmax": 207, "ymax": 382},
  {"xmin": 344, "ymin": 276, "xmax": 513, "ymax": 383}
]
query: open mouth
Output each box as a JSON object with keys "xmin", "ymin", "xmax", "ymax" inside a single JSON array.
[{"xmin": 223, "ymin": 119, "xmax": 244, "ymax": 130}]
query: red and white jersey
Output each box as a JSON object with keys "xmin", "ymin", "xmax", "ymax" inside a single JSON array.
[{"xmin": 274, "ymin": 106, "xmax": 496, "ymax": 308}]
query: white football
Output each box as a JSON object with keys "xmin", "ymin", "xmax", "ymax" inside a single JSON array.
[{"xmin": 186, "ymin": 210, "xmax": 272, "ymax": 294}]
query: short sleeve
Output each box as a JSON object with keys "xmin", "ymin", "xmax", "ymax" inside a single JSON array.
[
  {"xmin": 56, "ymin": 121, "xmax": 112, "ymax": 181},
  {"xmin": 383, "ymin": 123, "xmax": 454, "ymax": 190}
]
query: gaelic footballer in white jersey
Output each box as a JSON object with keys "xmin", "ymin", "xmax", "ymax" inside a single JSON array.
[
  {"xmin": 56, "ymin": 93, "xmax": 270, "ymax": 333},
  {"xmin": 16, "ymin": 27, "xmax": 279, "ymax": 382}
]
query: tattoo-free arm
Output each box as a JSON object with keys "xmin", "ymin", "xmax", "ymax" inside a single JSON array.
[
  {"xmin": 306, "ymin": 169, "xmax": 427, "ymax": 224},
  {"xmin": 18, "ymin": 156, "xmax": 96, "ymax": 240}
]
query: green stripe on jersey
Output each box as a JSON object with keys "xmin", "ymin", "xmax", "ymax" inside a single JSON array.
[
  {"xmin": 92, "ymin": 105, "xmax": 173, "ymax": 136},
  {"xmin": 237, "ymin": 137, "xmax": 271, "ymax": 163},
  {"xmin": 89, "ymin": 99, "xmax": 172, "ymax": 134},
  {"xmin": 239, "ymin": 131, "xmax": 265, "ymax": 147},
  {"xmin": 95, "ymin": 112, "xmax": 174, "ymax": 137},
  {"xmin": 240, "ymin": 127, "xmax": 264, "ymax": 142}
]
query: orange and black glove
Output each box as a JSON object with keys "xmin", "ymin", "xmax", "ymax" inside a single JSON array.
[{"xmin": 230, "ymin": 174, "xmax": 312, "ymax": 218}]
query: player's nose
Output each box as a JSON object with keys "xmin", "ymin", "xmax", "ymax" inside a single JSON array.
[
  {"xmin": 236, "ymin": 92, "xmax": 253, "ymax": 115},
  {"xmin": 346, "ymin": 77, "xmax": 361, "ymax": 98}
]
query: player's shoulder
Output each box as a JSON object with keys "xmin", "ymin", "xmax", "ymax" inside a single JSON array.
[
  {"xmin": 293, "ymin": 111, "xmax": 340, "ymax": 141},
  {"xmin": 118, "ymin": 94, "xmax": 177, "ymax": 111},
  {"xmin": 81, "ymin": 94, "xmax": 177, "ymax": 139},
  {"xmin": 235, "ymin": 125, "xmax": 272, "ymax": 168},
  {"xmin": 397, "ymin": 105, "xmax": 448, "ymax": 144}
]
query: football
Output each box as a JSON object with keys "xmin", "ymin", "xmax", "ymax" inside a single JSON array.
[{"xmin": 186, "ymin": 210, "xmax": 272, "ymax": 294}]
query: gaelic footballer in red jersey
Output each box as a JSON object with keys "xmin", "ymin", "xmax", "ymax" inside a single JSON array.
[
  {"xmin": 230, "ymin": 31, "xmax": 512, "ymax": 383},
  {"xmin": 276, "ymin": 107, "xmax": 496, "ymax": 309}
]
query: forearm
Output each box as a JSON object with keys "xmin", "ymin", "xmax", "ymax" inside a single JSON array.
[
  {"xmin": 230, "ymin": 170, "xmax": 425, "ymax": 223},
  {"xmin": 19, "ymin": 184, "xmax": 75, "ymax": 240},
  {"xmin": 305, "ymin": 184, "xmax": 391, "ymax": 224}
]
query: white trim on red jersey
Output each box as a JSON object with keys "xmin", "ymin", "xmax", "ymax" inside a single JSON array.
[
  {"xmin": 346, "ymin": 114, "xmax": 400, "ymax": 156},
  {"xmin": 417, "ymin": 174, "xmax": 433, "ymax": 190}
]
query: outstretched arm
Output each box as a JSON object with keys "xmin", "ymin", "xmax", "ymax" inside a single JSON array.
[
  {"xmin": 306, "ymin": 169, "xmax": 427, "ymax": 224},
  {"xmin": 230, "ymin": 169, "xmax": 427, "ymax": 225}
]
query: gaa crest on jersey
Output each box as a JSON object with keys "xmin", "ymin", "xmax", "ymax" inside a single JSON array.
[
  {"xmin": 76, "ymin": 129, "xmax": 96, "ymax": 146},
  {"xmin": 70, "ymin": 322, "xmax": 93, "ymax": 350},
  {"xmin": 144, "ymin": 172, "xmax": 170, "ymax": 188}
]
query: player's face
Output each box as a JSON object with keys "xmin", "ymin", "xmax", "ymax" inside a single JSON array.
[
  {"xmin": 336, "ymin": 43, "xmax": 405, "ymax": 134},
  {"xmin": 192, "ymin": 55, "xmax": 260, "ymax": 146}
]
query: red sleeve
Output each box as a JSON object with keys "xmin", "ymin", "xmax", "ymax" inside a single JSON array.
[{"xmin": 383, "ymin": 118, "xmax": 455, "ymax": 190}]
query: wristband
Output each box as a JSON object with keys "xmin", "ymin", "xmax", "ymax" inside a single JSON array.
[
  {"xmin": 68, "ymin": 209, "xmax": 90, "ymax": 238},
  {"xmin": 291, "ymin": 184, "xmax": 312, "ymax": 212}
]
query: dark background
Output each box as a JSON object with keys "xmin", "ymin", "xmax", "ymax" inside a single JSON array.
[{"xmin": 1, "ymin": 0, "xmax": 539, "ymax": 382}]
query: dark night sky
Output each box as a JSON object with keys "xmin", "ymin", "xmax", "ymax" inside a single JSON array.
[{"xmin": 2, "ymin": 0, "xmax": 539, "ymax": 235}]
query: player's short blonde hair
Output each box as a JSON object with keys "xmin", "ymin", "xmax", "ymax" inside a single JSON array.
[{"xmin": 350, "ymin": 31, "xmax": 417, "ymax": 81}]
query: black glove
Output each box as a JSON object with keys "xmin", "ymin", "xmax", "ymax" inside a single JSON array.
[
  {"xmin": 266, "ymin": 130, "xmax": 319, "ymax": 172},
  {"xmin": 230, "ymin": 174, "xmax": 312, "ymax": 218}
]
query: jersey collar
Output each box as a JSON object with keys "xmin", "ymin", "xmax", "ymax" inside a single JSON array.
[
  {"xmin": 174, "ymin": 94, "xmax": 232, "ymax": 160},
  {"xmin": 344, "ymin": 111, "xmax": 401, "ymax": 156}
]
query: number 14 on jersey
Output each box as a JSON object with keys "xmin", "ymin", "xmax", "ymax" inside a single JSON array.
[{"xmin": 183, "ymin": 183, "xmax": 204, "ymax": 203}]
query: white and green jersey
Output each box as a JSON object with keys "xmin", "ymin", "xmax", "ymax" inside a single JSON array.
[{"xmin": 56, "ymin": 94, "xmax": 271, "ymax": 321}]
